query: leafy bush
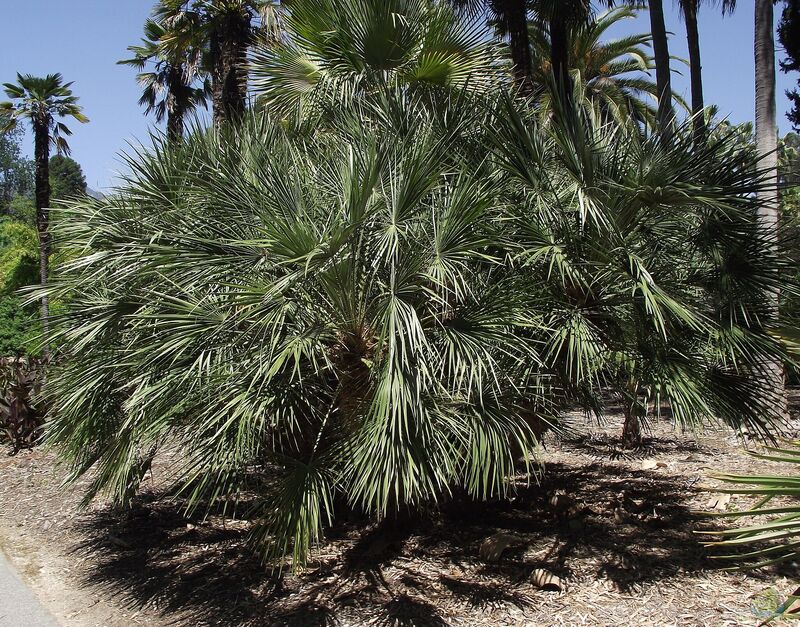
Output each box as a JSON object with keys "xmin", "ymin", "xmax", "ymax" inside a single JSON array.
[
  {"xmin": 0, "ymin": 356, "xmax": 45, "ymax": 452},
  {"xmin": 0, "ymin": 218, "xmax": 40, "ymax": 355}
]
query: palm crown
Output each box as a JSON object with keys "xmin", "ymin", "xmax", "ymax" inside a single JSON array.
[
  {"xmin": 529, "ymin": 7, "xmax": 680, "ymax": 126},
  {"xmin": 250, "ymin": 0, "xmax": 503, "ymax": 120},
  {"xmin": 119, "ymin": 18, "xmax": 209, "ymax": 139},
  {"xmin": 1, "ymin": 73, "xmax": 88, "ymax": 155}
]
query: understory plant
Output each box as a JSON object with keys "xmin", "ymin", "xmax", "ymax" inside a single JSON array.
[{"xmin": 0, "ymin": 355, "xmax": 46, "ymax": 452}]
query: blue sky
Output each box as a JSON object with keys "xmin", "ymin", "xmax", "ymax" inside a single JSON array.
[{"xmin": 0, "ymin": 0, "xmax": 795, "ymax": 191}]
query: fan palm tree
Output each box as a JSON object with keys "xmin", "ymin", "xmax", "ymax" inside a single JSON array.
[
  {"xmin": 250, "ymin": 0, "xmax": 502, "ymax": 121},
  {"xmin": 679, "ymin": 0, "xmax": 736, "ymax": 143},
  {"xmin": 119, "ymin": 18, "xmax": 209, "ymax": 142},
  {"xmin": 0, "ymin": 74, "xmax": 87, "ymax": 354},
  {"xmin": 530, "ymin": 0, "xmax": 609, "ymax": 105},
  {"xmin": 157, "ymin": 0, "xmax": 281, "ymax": 126},
  {"xmin": 529, "ymin": 6, "xmax": 672, "ymax": 127}
]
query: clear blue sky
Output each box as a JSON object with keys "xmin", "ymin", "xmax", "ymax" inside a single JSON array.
[{"xmin": 0, "ymin": 0, "xmax": 795, "ymax": 191}]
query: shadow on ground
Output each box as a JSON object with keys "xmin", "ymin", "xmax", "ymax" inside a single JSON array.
[{"xmin": 70, "ymin": 439, "xmax": 774, "ymax": 627}]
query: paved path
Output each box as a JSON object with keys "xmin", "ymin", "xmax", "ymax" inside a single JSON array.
[{"xmin": 0, "ymin": 551, "xmax": 59, "ymax": 626}]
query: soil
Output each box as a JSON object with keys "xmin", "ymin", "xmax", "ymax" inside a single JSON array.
[{"xmin": 2, "ymin": 396, "xmax": 800, "ymax": 626}]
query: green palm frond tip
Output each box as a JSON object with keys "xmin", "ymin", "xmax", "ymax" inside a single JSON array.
[{"xmin": 702, "ymin": 439, "xmax": 800, "ymax": 571}]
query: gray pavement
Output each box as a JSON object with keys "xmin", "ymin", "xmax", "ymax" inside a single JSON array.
[{"xmin": 0, "ymin": 551, "xmax": 59, "ymax": 626}]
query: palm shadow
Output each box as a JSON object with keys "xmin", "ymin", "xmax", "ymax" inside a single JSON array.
[{"xmin": 69, "ymin": 451, "xmax": 787, "ymax": 626}]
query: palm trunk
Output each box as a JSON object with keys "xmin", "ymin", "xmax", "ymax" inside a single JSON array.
[
  {"xmin": 684, "ymin": 0, "xmax": 706, "ymax": 143},
  {"xmin": 550, "ymin": 14, "xmax": 572, "ymax": 107},
  {"xmin": 166, "ymin": 66, "xmax": 185, "ymax": 142},
  {"xmin": 501, "ymin": 0, "xmax": 533, "ymax": 96},
  {"xmin": 755, "ymin": 0, "xmax": 787, "ymax": 416},
  {"xmin": 649, "ymin": 0, "xmax": 674, "ymax": 134},
  {"xmin": 166, "ymin": 110, "xmax": 184, "ymax": 143},
  {"xmin": 211, "ymin": 11, "xmax": 250, "ymax": 126},
  {"xmin": 622, "ymin": 407, "xmax": 643, "ymax": 449},
  {"xmin": 33, "ymin": 121, "xmax": 50, "ymax": 359}
]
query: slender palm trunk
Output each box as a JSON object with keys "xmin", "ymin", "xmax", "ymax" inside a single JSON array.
[
  {"xmin": 501, "ymin": 0, "xmax": 534, "ymax": 96},
  {"xmin": 649, "ymin": 0, "xmax": 674, "ymax": 133},
  {"xmin": 211, "ymin": 11, "xmax": 250, "ymax": 126},
  {"xmin": 33, "ymin": 120, "xmax": 50, "ymax": 359},
  {"xmin": 550, "ymin": 14, "xmax": 572, "ymax": 106},
  {"xmin": 166, "ymin": 66, "xmax": 185, "ymax": 142},
  {"xmin": 684, "ymin": 0, "xmax": 706, "ymax": 143},
  {"xmin": 755, "ymin": 0, "xmax": 787, "ymax": 416}
]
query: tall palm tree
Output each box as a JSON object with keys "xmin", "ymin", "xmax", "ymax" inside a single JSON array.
[
  {"xmin": 0, "ymin": 74, "xmax": 87, "ymax": 354},
  {"xmin": 119, "ymin": 18, "xmax": 209, "ymax": 142},
  {"xmin": 448, "ymin": 0, "xmax": 534, "ymax": 95},
  {"xmin": 531, "ymin": 0, "xmax": 606, "ymax": 104},
  {"xmin": 529, "ymin": 6, "xmax": 674, "ymax": 127},
  {"xmin": 755, "ymin": 0, "xmax": 786, "ymax": 413},
  {"xmin": 638, "ymin": 0, "xmax": 674, "ymax": 132},
  {"xmin": 158, "ymin": 0, "xmax": 280, "ymax": 126},
  {"xmin": 679, "ymin": 0, "xmax": 735, "ymax": 143}
]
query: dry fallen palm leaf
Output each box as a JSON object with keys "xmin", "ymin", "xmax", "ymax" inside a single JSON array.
[
  {"xmin": 530, "ymin": 568, "xmax": 563, "ymax": 591},
  {"xmin": 707, "ymin": 493, "xmax": 731, "ymax": 511},
  {"xmin": 479, "ymin": 533, "xmax": 518, "ymax": 562}
]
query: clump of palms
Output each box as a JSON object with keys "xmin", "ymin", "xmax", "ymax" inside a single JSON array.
[
  {"xmin": 42, "ymin": 102, "xmax": 552, "ymax": 565},
  {"xmin": 119, "ymin": 17, "xmax": 209, "ymax": 141},
  {"xmin": 0, "ymin": 73, "xmax": 87, "ymax": 355},
  {"xmin": 494, "ymin": 99, "xmax": 791, "ymax": 446},
  {"xmin": 157, "ymin": 0, "xmax": 283, "ymax": 125},
  {"xmin": 40, "ymin": 84, "xmax": 792, "ymax": 566}
]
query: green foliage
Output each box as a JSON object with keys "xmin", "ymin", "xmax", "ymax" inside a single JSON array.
[
  {"xmin": 250, "ymin": 0, "xmax": 502, "ymax": 121},
  {"xmin": 49, "ymin": 155, "xmax": 87, "ymax": 203},
  {"xmin": 7, "ymin": 195, "xmax": 35, "ymax": 226},
  {"xmin": 118, "ymin": 16, "xmax": 209, "ymax": 137},
  {"xmin": 39, "ymin": 84, "xmax": 793, "ymax": 566},
  {"xmin": 779, "ymin": 0, "xmax": 800, "ymax": 131},
  {"xmin": 528, "ymin": 6, "xmax": 677, "ymax": 127},
  {"xmin": 0, "ymin": 219, "xmax": 41, "ymax": 355},
  {"xmin": 703, "ymin": 440, "xmax": 800, "ymax": 575},
  {"xmin": 34, "ymin": 1, "xmax": 796, "ymax": 569},
  {"xmin": 0, "ymin": 123, "xmax": 34, "ymax": 211}
]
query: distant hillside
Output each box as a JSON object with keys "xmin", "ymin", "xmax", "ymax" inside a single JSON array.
[{"xmin": 87, "ymin": 187, "xmax": 106, "ymax": 200}]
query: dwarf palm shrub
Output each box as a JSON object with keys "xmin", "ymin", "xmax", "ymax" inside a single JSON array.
[
  {"xmin": 39, "ymin": 90, "xmax": 793, "ymax": 565},
  {"xmin": 250, "ymin": 0, "xmax": 504, "ymax": 123}
]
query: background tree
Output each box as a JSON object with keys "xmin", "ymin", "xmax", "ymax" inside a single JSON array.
[
  {"xmin": 530, "ymin": 0, "xmax": 606, "ymax": 106},
  {"xmin": 641, "ymin": 0, "xmax": 674, "ymax": 132},
  {"xmin": 49, "ymin": 155, "xmax": 86, "ymax": 204},
  {"xmin": 0, "ymin": 124, "xmax": 33, "ymax": 213},
  {"xmin": 158, "ymin": 0, "xmax": 280, "ymax": 126},
  {"xmin": 251, "ymin": 0, "xmax": 500, "ymax": 120},
  {"xmin": 679, "ymin": 0, "xmax": 736, "ymax": 143},
  {"xmin": 0, "ymin": 74, "xmax": 88, "ymax": 354},
  {"xmin": 119, "ymin": 18, "xmax": 209, "ymax": 142},
  {"xmin": 528, "ymin": 6, "xmax": 670, "ymax": 126}
]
